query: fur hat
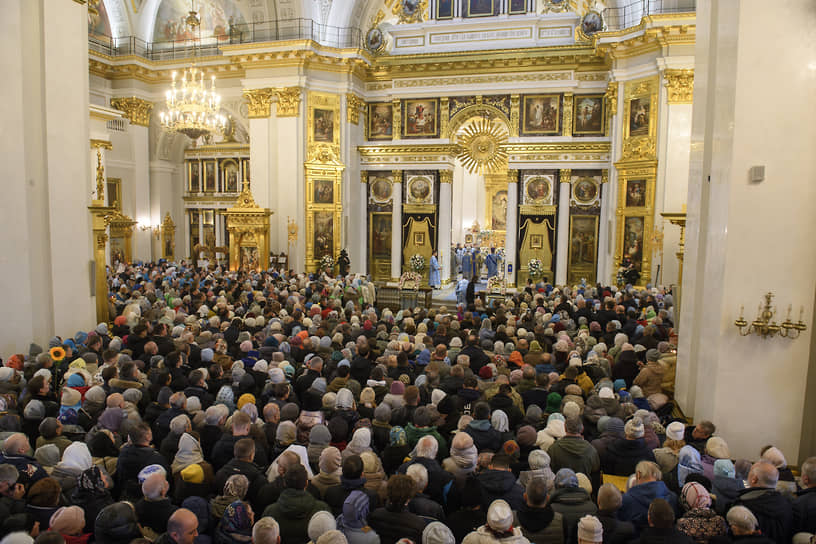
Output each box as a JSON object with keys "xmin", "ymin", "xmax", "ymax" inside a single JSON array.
[
  {"xmin": 49, "ymin": 506, "xmax": 86, "ymax": 535},
  {"xmin": 624, "ymin": 417, "xmax": 644, "ymax": 439},
  {"xmin": 666, "ymin": 421, "xmax": 685, "ymax": 441},
  {"xmin": 577, "ymin": 515, "xmax": 603, "ymax": 542},
  {"xmin": 486, "ymin": 500, "xmax": 513, "ymax": 532}
]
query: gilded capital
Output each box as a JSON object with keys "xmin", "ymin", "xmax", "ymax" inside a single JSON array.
[
  {"xmin": 559, "ymin": 169, "xmax": 572, "ymax": 184},
  {"xmin": 604, "ymin": 82, "xmax": 618, "ymax": 115},
  {"xmin": 346, "ymin": 93, "xmax": 364, "ymax": 125},
  {"xmin": 507, "ymin": 169, "xmax": 519, "ymax": 184},
  {"xmin": 110, "ymin": 96, "xmax": 153, "ymax": 127},
  {"xmin": 601, "ymin": 169, "xmax": 609, "ymax": 184},
  {"xmin": 243, "ymin": 88, "xmax": 275, "ymax": 118},
  {"xmin": 392, "ymin": 170, "xmax": 403, "ymax": 184},
  {"xmin": 562, "ymin": 94, "xmax": 574, "ymax": 136},
  {"xmin": 275, "ymin": 87, "xmax": 302, "ymax": 117},
  {"xmin": 509, "ymin": 95, "xmax": 520, "ymax": 137},
  {"xmin": 360, "ymin": 171, "xmax": 368, "ymax": 184},
  {"xmin": 439, "ymin": 170, "xmax": 453, "ymax": 184},
  {"xmin": 664, "ymin": 69, "xmax": 694, "ymax": 104}
]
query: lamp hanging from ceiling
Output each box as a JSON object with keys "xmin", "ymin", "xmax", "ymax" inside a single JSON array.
[{"xmin": 159, "ymin": 1, "xmax": 226, "ymax": 142}]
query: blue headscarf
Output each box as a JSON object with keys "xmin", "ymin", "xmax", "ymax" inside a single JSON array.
[
  {"xmin": 678, "ymin": 445, "xmax": 703, "ymax": 487},
  {"xmin": 336, "ymin": 490, "xmax": 369, "ymax": 530}
]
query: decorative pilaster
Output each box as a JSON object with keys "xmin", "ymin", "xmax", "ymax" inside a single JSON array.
[
  {"xmin": 505, "ymin": 169, "xmax": 519, "ymax": 286},
  {"xmin": 664, "ymin": 69, "xmax": 694, "ymax": 104},
  {"xmin": 346, "ymin": 93, "xmax": 364, "ymax": 124},
  {"xmin": 392, "ymin": 99, "xmax": 401, "ymax": 140},
  {"xmin": 440, "ymin": 97, "xmax": 449, "ymax": 139},
  {"xmin": 110, "ymin": 97, "xmax": 153, "ymax": 127},
  {"xmin": 276, "ymin": 87, "xmax": 302, "ymax": 117},
  {"xmin": 90, "ymin": 139, "xmax": 112, "ymax": 201},
  {"xmin": 360, "ymin": 171, "xmax": 368, "ymax": 184},
  {"xmin": 391, "ymin": 170, "xmax": 403, "ymax": 280},
  {"xmin": 438, "ymin": 171, "xmax": 453, "ymax": 283},
  {"xmin": 556, "ymin": 169, "xmax": 572, "ymax": 284},
  {"xmin": 243, "ymin": 88, "xmax": 275, "ymax": 118},
  {"xmin": 562, "ymin": 93, "xmax": 574, "ymax": 136},
  {"xmin": 509, "ymin": 94, "xmax": 520, "ymax": 137},
  {"xmin": 439, "ymin": 170, "xmax": 453, "ymax": 184},
  {"xmin": 604, "ymin": 81, "xmax": 618, "ymax": 137}
]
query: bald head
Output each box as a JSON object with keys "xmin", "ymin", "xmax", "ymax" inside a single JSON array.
[
  {"xmin": 3, "ymin": 434, "xmax": 29, "ymax": 455},
  {"xmin": 142, "ymin": 471, "xmax": 169, "ymax": 500},
  {"xmin": 748, "ymin": 461, "xmax": 779, "ymax": 488},
  {"xmin": 168, "ymin": 508, "xmax": 199, "ymax": 544},
  {"xmin": 106, "ymin": 393, "xmax": 124, "ymax": 408},
  {"xmin": 263, "ymin": 403, "xmax": 280, "ymax": 424}
]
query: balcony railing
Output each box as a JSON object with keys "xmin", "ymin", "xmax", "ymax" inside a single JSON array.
[
  {"xmin": 89, "ymin": 18, "xmax": 362, "ymax": 60},
  {"xmin": 602, "ymin": 0, "xmax": 696, "ymax": 32}
]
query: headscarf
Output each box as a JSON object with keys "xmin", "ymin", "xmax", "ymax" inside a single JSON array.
[
  {"xmin": 336, "ymin": 489, "xmax": 369, "ymax": 530},
  {"xmin": 713, "ymin": 459, "xmax": 736, "ymax": 479},
  {"xmin": 219, "ymin": 500, "xmax": 253, "ymax": 537},
  {"xmin": 423, "ymin": 521, "xmax": 455, "ymax": 544},
  {"xmin": 346, "ymin": 428, "xmax": 371, "ymax": 455},
  {"xmin": 181, "ymin": 496, "xmax": 211, "ymax": 536},
  {"xmin": 389, "ymin": 426, "xmax": 407, "ymax": 447},
  {"xmin": 58, "ymin": 442, "xmax": 93, "ymax": 471},
  {"xmin": 678, "ymin": 445, "xmax": 704, "ymax": 487},
  {"xmin": 223, "ymin": 474, "xmax": 250, "ymax": 499},
  {"xmin": 491, "ymin": 410, "xmax": 509, "ymax": 433},
  {"xmin": 448, "ymin": 432, "xmax": 477, "ymax": 470},
  {"xmin": 34, "ymin": 445, "xmax": 60, "ymax": 467},
  {"xmin": 75, "ymin": 466, "xmax": 107, "ymax": 495},
  {"xmin": 681, "ymin": 481, "xmax": 712, "ymax": 510},
  {"xmin": 172, "ymin": 433, "xmax": 205, "ymax": 474},
  {"xmin": 335, "ymin": 388, "xmax": 354, "ymax": 410}
]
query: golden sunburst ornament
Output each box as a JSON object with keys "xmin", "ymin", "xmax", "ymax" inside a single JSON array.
[{"xmin": 456, "ymin": 118, "xmax": 509, "ymax": 174}]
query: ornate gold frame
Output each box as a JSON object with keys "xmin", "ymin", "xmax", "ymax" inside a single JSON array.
[
  {"xmin": 224, "ymin": 181, "xmax": 272, "ymax": 272},
  {"xmin": 306, "ymin": 92, "xmax": 344, "ymax": 272},
  {"xmin": 369, "ymin": 211, "xmax": 392, "ymax": 281},
  {"xmin": 108, "ymin": 209, "xmax": 136, "ymax": 263},
  {"xmin": 484, "ymin": 172, "xmax": 508, "ymax": 245},
  {"xmin": 568, "ymin": 214, "xmax": 599, "ymax": 285},
  {"xmin": 160, "ymin": 212, "xmax": 176, "ymax": 261},
  {"xmin": 219, "ymin": 158, "xmax": 240, "ymax": 193}
]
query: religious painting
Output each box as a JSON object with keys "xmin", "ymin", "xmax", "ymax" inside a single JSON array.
[
  {"xmin": 153, "ymin": 0, "xmax": 246, "ymax": 43},
  {"xmin": 188, "ymin": 161, "xmax": 200, "ymax": 192},
  {"xmin": 313, "ymin": 108, "xmax": 335, "ymax": 143},
  {"xmin": 203, "ymin": 160, "xmax": 216, "ymax": 192},
  {"xmin": 629, "ymin": 97, "xmax": 650, "ymax": 137},
  {"xmin": 369, "ymin": 176, "xmax": 393, "ymax": 204},
  {"xmin": 509, "ymin": 0, "xmax": 527, "ymax": 14},
  {"xmin": 371, "ymin": 214, "xmax": 392, "ymax": 259},
  {"xmin": 106, "ymin": 178, "xmax": 122, "ymax": 210},
  {"xmin": 581, "ymin": 11, "xmax": 604, "ymax": 34},
  {"xmin": 523, "ymin": 176, "xmax": 553, "ymax": 205},
  {"xmin": 569, "ymin": 216, "xmax": 598, "ymax": 268},
  {"xmin": 403, "ymin": 99, "xmax": 439, "ymax": 138},
  {"xmin": 110, "ymin": 236, "xmax": 125, "ymax": 264},
  {"xmin": 221, "ymin": 160, "xmax": 239, "ymax": 193},
  {"xmin": 414, "ymin": 232, "xmax": 426, "ymax": 246},
  {"xmin": 491, "ymin": 190, "xmax": 508, "ymax": 231},
  {"xmin": 368, "ymin": 103, "xmax": 394, "ymax": 141},
  {"xmin": 573, "ymin": 177, "xmax": 599, "ymax": 205},
  {"xmin": 365, "ymin": 27, "xmax": 385, "ymax": 53},
  {"xmin": 467, "ymin": 0, "xmax": 495, "ymax": 17},
  {"xmin": 240, "ymin": 246, "xmax": 260, "ymax": 271},
  {"xmin": 406, "ymin": 176, "xmax": 433, "ymax": 204},
  {"xmin": 573, "ymin": 95, "xmax": 605, "ymax": 135},
  {"xmin": 521, "ymin": 95, "xmax": 561, "ymax": 135},
  {"xmin": 623, "ymin": 216, "xmax": 645, "ymax": 269},
  {"xmin": 625, "ymin": 179, "xmax": 646, "ymax": 207},
  {"xmin": 314, "ymin": 179, "xmax": 334, "ymax": 204},
  {"xmin": 88, "ymin": 0, "xmax": 111, "ymax": 38},
  {"xmin": 465, "ymin": 233, "xmax": 474, "ymax": 244},
  {"xmin": 313, "ymin": 211, "xmax": 334, "ymax": 257},
  {"xmin": 530, "ymin": 234, "xmax": 544, "ymax": 249},
  {"xmin": 436, "ymin": 0, "xmax": 453, "ymax": 19}
]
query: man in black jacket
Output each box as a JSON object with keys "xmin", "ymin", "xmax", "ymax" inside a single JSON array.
[
  {"xmin": 792, "ymin": 456, "xmax": 816, "ymax": 535},
  {"xmin": 460, "ymin": 335, "xmax": 490, "ymax": 376},
  {"xmin": 369, "ymin": 474, "xmax": 427, "ymax": 544},
  {"xmin": 210, "ymin": 412, "xmax": 268, "ymax": 470},
  {"xmin": 732, "ymin": 462, "xmax": 793, "ymax": 544},
  {"xmin": 213, "ymin": 438, "xmax": 265, "ymax": 503},
  {"xmin": 116, "ymin": 423, "xmax": 170, "ymax": 500},
  {"xmin": 182, "ymin": 370, "xmax": 214, "ymax": 409},
  {"xmin": 294, "ymin": 356, "xmax": 322, "ymax": 398},
  {"xmin": 324, "ymin": 455, "xmax": 379, "ymax": 515}
]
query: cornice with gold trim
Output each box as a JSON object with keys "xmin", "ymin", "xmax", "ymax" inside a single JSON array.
[
  {"xmin": 110, "ymin": 96, "xmax": 152, "ymax": 126},
  {"xmin": 346, "ymin": 93, "xmax": 364, "ymax": 124},
  {"xmin": 664, "ymin": 69, "xmax": 694, "ymax": 104}
]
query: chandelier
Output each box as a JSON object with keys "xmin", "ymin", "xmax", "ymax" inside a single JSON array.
[{"xmin": 159, "ymin": 4, "xmax": 225, "ymax": 141}]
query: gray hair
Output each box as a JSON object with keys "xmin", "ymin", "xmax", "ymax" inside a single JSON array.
[
  {"xmin": 726, "ymin": 505, "xmax": 758, "ymax": 532},
  {"xmin": 169, "ymin": 414, "xmax": 191, "ymax": 435},
  {"xmin": 0, "ymin": 465, "xmax": 19, "ymax": 485},
  {"xmin": 252, "ymin": 517, "xmax": 280, "ymax": 544},
  {"xmin": 406, "ymin": 463, "xmax": 428, "ymax": 492},
  {"xmin": 415, "ymin": 435, "xmax": 438, "ymax": 459}
]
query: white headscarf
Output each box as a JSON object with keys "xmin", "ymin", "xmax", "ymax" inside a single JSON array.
[
  {"xmin": 491, "ymin": 410, "xmax": 509, "ymax": 433},
  {"xmin": 58, "ymin": 442, "xmax": 92, "ymax": 471}
]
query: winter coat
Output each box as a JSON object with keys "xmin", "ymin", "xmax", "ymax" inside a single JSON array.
[
  {"xmin": 633, "ymin": 362, "xmax": 665, "ymax": 397},
  {"xmin": 514, "ymin": 505, "xmax": 564, "ymax": 544},
  {"xmin": 601, "ymin": 438, "xmax": 656, "ymax": 476},
  {"xmin": 547, "ymin": 436, "xmax": 600, "ymax": 484},
  {"xmin": 731, "ymin": 487, "xmax": 793, "ymax": 544},
  {"xmin": 596, "ymin": 510, "xmax": 635, "ymax": 544},
  {"xmin": 619, "ymin": 480, "xmax": 678, "ymax": 530},
  {"xmin": 711, "ymin": 476, "xmax": 743, "ymax": 514},
  {"xmin": 477, "ymin": 469, "xmax": 525, "ymax": 511},
  {"xmin": 676, "ymin": 508, "xmax": 728, "ymax": 543},
  {"xmin": 324, "ymin": 476, "xmax": 380, "ymax": 516},
  {"xmin": 263, "ymin": 488, "xmax": 330, "ymax": 544},
  {"xmin": 547, "ymin": 487, "xmax": 598, "ymax": 544},
  {"xmin": 398, "ymin": 457, "xmax": 453, "ymax": 508},
  {"xmin": 115, "ymin": 444, "xmax": 169, "ymax": 500},
  {"xmin": 368, "ymin": 505, "xmax": 427, "ymax": 544},
  {"xmin": 792, "ymin": 486, "xmax": 816, "ymax": 534},
  {"xmin": 464, "ymin": 419, "xmax": 504, "ymax": 453},
  {"xmin": 462, "ymin": 526, "xmax": 531, "ymax": 544},
  {"xmin": 634, "ymin": 527, "xmax": 695, "ymax": 544}
]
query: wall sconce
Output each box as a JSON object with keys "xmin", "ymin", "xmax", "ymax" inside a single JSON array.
[
  {"xmin": 735, "ymin": 292, "xmax": 807, "ymax": 339},
  {"xmin": 139, "ymin": 223, "xmax": 161, "ymax": 239}
]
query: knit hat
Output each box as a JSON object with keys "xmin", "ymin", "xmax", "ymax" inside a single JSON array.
[
  {"xmin": 624, "ymin": 417, "xmax": 644, "ymax": 439},
  {"xmin": 645, "ymin": 349, "xmax": 660, "ymax": 362},
  {"xmin": 319, "ymin": 447, "xmax": 342, "ymax": 474},
  {"xmin": 760, "ymin": 446, "xmax": 787, "ymax": 468},
  {"xmin": 666, "ymin": 421, "xmax": 685, "ymax": 441},
  {"xmin": 545, "ymin": 392, "xmax": 562, "ymax": 413},
  {"xmin": 181, "ymin": 463, "xmax": 205, "ymax": 484},
  {"xmin": 310, "ymin": 424, "xmax": 331, "ymax": 445},
  {"xmin": 554, "ymin": 468, "xmax": 579, "ymax": 489},
  {"xmin": 268, "ymin": 368, "xmax": 285, "ymax": 384},
  {"xmin": 599, "ymin": 387, "xmax": 614, "ymax": 399},
  {"xmin": 681, "ymin": 481, "xmax": 711, "ymax": 510},
  {"xmin": 49, "ymin": 506, "xmax": 86, "ymax": 535},
  {"xmin": 24, "ymin": 400, "xmax": 45, "ymax": 419},
  {"xmin": 423, "ymin": 521, "xmax": 455, "ymax": 544},
  {"xmin": 308, "ymin": 511, "xmax": 337, "ymax": 543},
  {"xmin": 237, "ymin": 394, "xmax": 255, "ymax": 411},
  {"xmin": 726, "ymin": 505, "xmax": 758, "ymax": 532},
  {"xmin": 312, "ymin": 377, "xmax": 327, "ymax": 394},
  {"xmin": 61, "ymin": 388, "xmax": 81, "ymax": 407},
  {"xmin": 629, "ymin": 385, "xmax": 644, "ymax": 398},
  {"xmin": 374, "ymin": 404, "xmax": 391, "ymax": 424},
  {"xmin": 390, "ymin": 381, "xmax": 405, "ymax": 395},
  {"xmin": 577, "ymin": 515, "xmax": 603, "ymax": 542},
  {"xmin": 702, "ymin": 437, "xmax": 729, "ymax": 459},
  {"xmin": 516, "ymin": 425, "xmax": 537, "ymax": 447},
  {"xmin": 606, "ymin": 417, "xmax": 625, "ymax": 437},
  {"xmin": 486, "ymin": 499, "xmax": 513, "ymax": 532},
  {"xmin": 713, "ymin": 459, "xmax": 736, "ymax": 479}
]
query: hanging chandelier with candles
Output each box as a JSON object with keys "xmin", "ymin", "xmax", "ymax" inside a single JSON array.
[{"xmin": 159, "ymin": 4, "xmax": 226, "ymax": 141}]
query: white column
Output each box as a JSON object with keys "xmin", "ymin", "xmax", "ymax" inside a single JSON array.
[
  {"xmin": 271, "ymin": 99, "xmax": 305, "ymax": 269},
  {"xmin": 438, "ymin": 171, "xmax": 453, "ymax": 284},
  {"xmin": 358, "ymin": 173, "xmax": 368, "ymax": 274},
  {"xmin": 505, "ymin": 173, "xmax": 518, "ymax": 286},
  {"xmin": 598, "ymin": 81, "xmax": 624, "ymax": 283},
  {"xmin": 555, "ymin": 171, "xmax": 571, "ymax": 285},
  {"xmin": 391, "ymin": 172, "xmax": 403, "ymax": 280}
]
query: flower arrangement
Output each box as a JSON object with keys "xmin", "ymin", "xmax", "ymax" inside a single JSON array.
[
  {"xmin": 495, "ymin": 247, "xmax": 506, "ymax": 260},
  {"xmin": 399, "ymin": 271, "xmax": 422, "ymax": 290},
  {"xmin": 528, "ymin": 258, "xmax": 543, "ymax": 279},
  {"xmin": 409, "ymin": 254, "xmax": 425, "ymax": 273},
  {"xmin": 319, "ymin": 254, "xmax": 335, "ymax": 271},
  {"xmin": 487, "ymin": 276, "xmax": 505, "ymax": 292},
  {"xmin": 49, "ymin": 346, "xmax": 66, "ymax": 363}
]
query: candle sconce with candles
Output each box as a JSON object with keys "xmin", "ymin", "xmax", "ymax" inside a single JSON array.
[{"xmin": 734, "ymin": 292, "xmax": 807, "ymax": 339}]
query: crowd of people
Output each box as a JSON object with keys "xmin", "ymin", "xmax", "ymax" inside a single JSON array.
[{"xmin": 0, "ymin": 261, "xmax": 813, "ymax": 544}]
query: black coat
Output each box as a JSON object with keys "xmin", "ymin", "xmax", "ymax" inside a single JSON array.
[
  {"xmin": 548, "ymin": 487, "xmax": 598, "ymax": 544},
  {"xmin": 792, "ymin": 486, "xmax": 816, "ymax": 534},
  {"xmin": 476, "ymin": 469, "xmax": 525, "ymax": 511},
  {"xmin": 601, "ymin": 437, "xmax": 656, "ymax": 476},
  {"xmin": 115, "ymin": 444, "xmax": 170, "ymax": 500},
  {"xmin": 369, "ymin": 505, "xmax": 427, "ymax": 544},
  {"xmin": 732, "ymin": 488, "xmax": 793, "ymax": 544},
  {"xmin": 633, "ymin": 527, "xmax": 695, "ymax": 544},
  {"xmin": 597, "ymin": 510, "xmax": 635, "ymax": 544}
]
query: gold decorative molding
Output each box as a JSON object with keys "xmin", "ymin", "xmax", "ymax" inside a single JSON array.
[
  {"xmin": 664, "ymin": 69, "xmax": 694, "ymax": 104},
  {"xmin": 110, "ymin": 96, "xmax": 152, "ymax": 127},
  {"xmin": 392, "ymin": 99, "xmax": 402, "ymax": 141},
  {"xmin": 243, "ymin": 88, "xmax": 275, "ymax": 118},
  {"xmin": 560, "ymin": 169, "xmax": 572, "ymax": 184},
  {"xmin": 509, "ymin": 95, "xmax": 520, "ymax": 138},
  {"xmin": 346, "ymin": 93, "xmax": 364, "ymax": 124},
  {"xmin": 94, "ymin": 148, "xmax": 106, "ymax": 202},
  {"xmin": 621, "ymin": 137, "xmax": 657, "ymax": 161},
  {"xmin": 604, "ymin": 81, "xmax": 618, "ymax": 116},
  {"xmin": 507, "ymin": 169, "xmax": 518, "ymax": 185},
  {"xmin": 439, "ymin": 97, "xmax": 449, "ymax": 138},
  {"xmin": 392, "ymin": 170, "xmax": 403, "ymax": 184},
  {"xmin": 439, "ymin": 170, "xmax": 453, "ymax": 184},
  {"xmin": 276, "ymin": 87, "xmax": 301, "ymax": 117},
  {"xmin": 360, "ymin": 171, "xmax": 368, "ymax": 184},
  {"xmin": 562, "ymin": 93, "xmax": 574, "ymax": 136},
  {"xmin": 446, "ymin": 104, "xmax": 511, "ymax": 140},
  {"xmin": 601, "ymin": 169, "xmax": 609, "ymax": 184},
  {"xmin": 90, "ymin": 139, "xmax": 112, "ymax": 150}
]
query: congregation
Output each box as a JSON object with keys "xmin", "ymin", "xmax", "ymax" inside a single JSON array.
[{"xmin": 0, "ymin": 261, "xmax": 813, "ymax": 544}]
